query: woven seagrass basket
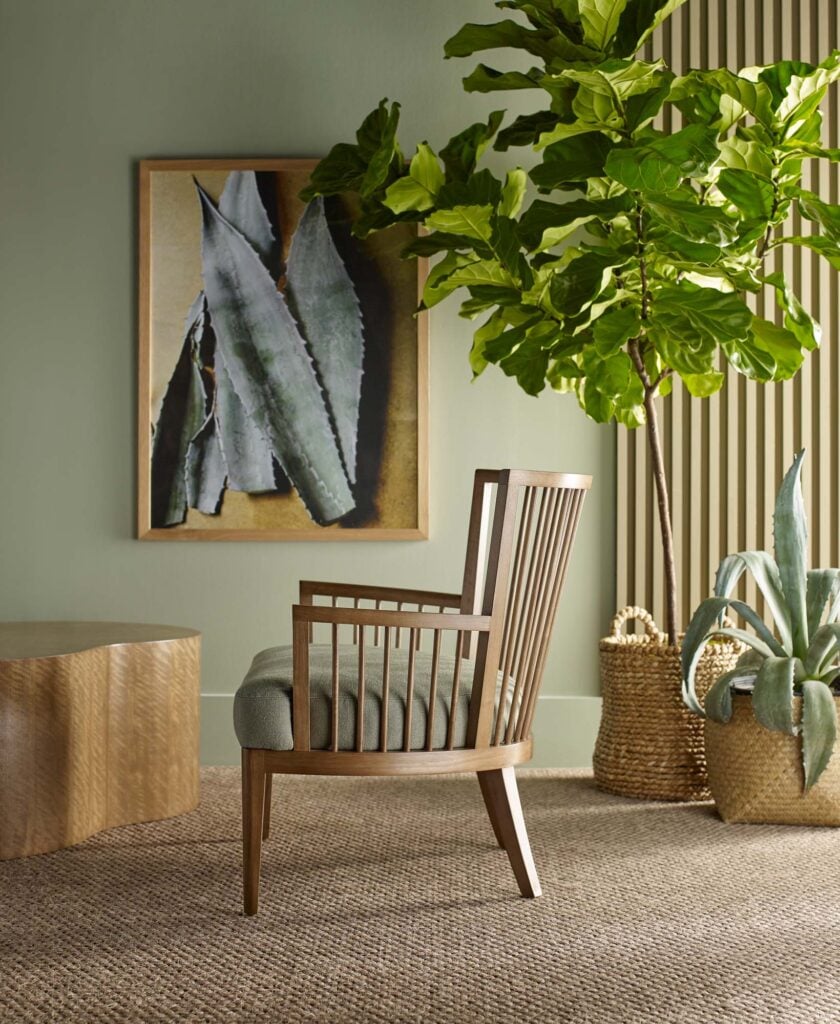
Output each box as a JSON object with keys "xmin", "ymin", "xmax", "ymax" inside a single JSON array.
[
  {"xmin": 593, "ymin": 606, "xmax": 743, "ymax": 802},
  {"xmin": 705, "ymin": 694, "xmax": 840, "ymax": 825}
]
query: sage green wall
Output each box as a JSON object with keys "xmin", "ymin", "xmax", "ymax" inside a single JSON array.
[{"xmin": 0, "ymin": 0, "xmax": 614, "ymax": 766}]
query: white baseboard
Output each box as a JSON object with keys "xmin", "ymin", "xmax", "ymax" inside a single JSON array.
[{"xmin": 199, "ymin": 693, "xmax": 601, "ymax": 770}]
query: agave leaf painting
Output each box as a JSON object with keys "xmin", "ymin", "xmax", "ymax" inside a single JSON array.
[{"xmin": 139, "ymin": 160, "xmax": 428, "ymax": 539}]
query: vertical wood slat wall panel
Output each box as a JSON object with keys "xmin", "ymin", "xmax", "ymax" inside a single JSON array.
[{"xmin": 618, "ymin": 0, "xmax": 840, "ymax": 629}]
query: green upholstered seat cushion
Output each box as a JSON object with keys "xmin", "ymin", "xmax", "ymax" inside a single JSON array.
[{"xmin": 233, "ymin": 643, "xmax": 479, "ymax": 752}]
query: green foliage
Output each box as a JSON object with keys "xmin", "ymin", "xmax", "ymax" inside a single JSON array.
[
  {"xmin": 302, "ymin": 2, "xmax": 838, "ymax": 424},
  {"xmin": 300, "ymin": 0, "xmax": 840, "ymax": 643},
  {"xmin": 682, "ymin": 452, "xmax": 840, "ymax": 791}
]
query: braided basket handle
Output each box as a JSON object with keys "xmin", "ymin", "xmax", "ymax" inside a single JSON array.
[{"xmin": 609, "ymin": 606, "xmax": 666, "ymax": 642}]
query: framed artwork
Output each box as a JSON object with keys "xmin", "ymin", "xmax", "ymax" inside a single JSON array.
[{"xmin": 138, "ymin": 159, "xmax": 428, "ymax": 540}]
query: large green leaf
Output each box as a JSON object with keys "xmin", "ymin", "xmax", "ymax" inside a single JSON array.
[
  {"xmin": 495, "ymin": 110, "xmax": 561, "ymax": 151},
  {"xmin": 721, "ymin": 334, "xmax": 777, "ymax": 381},
  {"xmin": 751, "ymin": 657, "xmax": 796, "ymax": 734},
  {"xmin": 421, "ymin": 252, "xmax": 474, "ymax": 308},
  {"xmin": 384, "ymin": 143, "xmax": 444, "ymax": 214},
  {"xmin": 578, "ymin": 0, "xmax": 630, "ymax": 51},
  {"xmin": 443, "ymin": 19, "xmax": 555, "ymax": 61},
  {"xmin": 462, "ymin": 64, "xmax": 542, "ymax": 93},
  {"xmin": 605, "ymin": 123, "xmax": 719, "ymax": 192},
  {"xmin": 436, "ymin": 169, "xmax": 503, "ymax": 209},
  {"xmin": 549, "ymin": 251, "xmax": 616, "ymax": 316},
  {"xmin": 716, "ymin": 168, "xmax": 775, "ymax": 220},
  {"xmin": 647, "ymin": 282, "xmax": 752, "ymax": 375},
  {"xmin": 593, "ymin": 304, "xmax": 640, "ymax": 355},
  {"xmin": 777, "ymin": 234, "xmax": 840, "ymax": 271},
  {"xmin": 613, "ymin": 0, "xmax": 689, "ymax": 57},
  {"xmin": 286, "ymin": 198, "xmax": 365, "ymax": 486},
  {"xmin": 650, "ymin": 231, "xmax": 723, "ymax": 267},
  {"xmin": 764, "ymin": 272, "xmax": 821, "ymax": 352},
  {"xmin": 624, "ymin": 78, "xmax": 673, "ymax": 131},
  {"xmin": 762, "ymin": 53, "xmax": 840, "ymax": 128},
  {"xmin": 774, "ymin": 450, "xmax": 809, "ymax": 657},
  {"xmin": 646, "ymin": 195, "xmax": 736, "ymax": 245},
  {"xmin": 801, "ymin": 678, "xmax": 838, "ymax": 790},
  {"xmin": 440, "ymin": 111, "xmax": 505, "ymax": 180},
  {"xmin": 679, "ymin": 371, "xmax": 725, "ymax": 398},
  {"xmin": 500, "ymin": 169, "xmax": 528, "ymax": 218},
  {"xmin": 497, "ymin": 335, "xmax": 549, "ymax": 395},
  {"xmin": 358, "ymin": 101, "xmax": 402, "ymax": 197},
  {"xmin": 299, "ymin": 143, "xmax": 367, "ymax": 201},
  {"xmin": 425, "ymin": 204, "xmax": 494, "ymax": 241},
  {"xmin": 444, "ymin": 259, "xmax": 516, "ymax": 291},
  {"xmin": 581, "ymin": 346, "xmax": 633, "ymax": 396},
  {"xmin": 748, "ymin": 317, "xmax": 805, "ymax": 380},
  {"xmin": 716, "ymin": 137, "xmax": 774, "ymax": 179},
  {"xmin": 197, "ymin": 185, "xmax": 354, "ymax": 525},
  {"xmin": 301, "ymin": 101, "xmax": 402, "ymax": 203},
  {"xmin": 518, "ymin": 194, "xmax": 633, "ymax": 250},
  {"xmin": 530, "ymin": 132, "xmax": 614, "ymax": 188},
  {"xmin": 559, "ymin": 58, "xmax": 668, "ymax": 101},
  {"xmin": 797, "ymin": 189, "xmax": 840, "ymax": 242}
]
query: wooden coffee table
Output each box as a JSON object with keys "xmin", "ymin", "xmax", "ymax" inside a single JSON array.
[{"xmin": 0, "ymin": 621, "xmax": 200, "ymax": 859}]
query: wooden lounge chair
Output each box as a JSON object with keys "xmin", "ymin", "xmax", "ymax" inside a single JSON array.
[{"xmin": 234, "ymin": 468, "xmax": 591, "ymax": 914}]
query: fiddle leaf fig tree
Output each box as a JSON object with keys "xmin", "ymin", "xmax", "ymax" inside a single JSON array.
[{"xmin": 302, "ymin": 0, "xmax": 840, "ymax": 645}]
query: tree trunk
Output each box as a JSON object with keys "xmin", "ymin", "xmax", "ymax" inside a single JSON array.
[{"xmin": 642, "ymin": 387, "xmax": 678, "ymax": 646}]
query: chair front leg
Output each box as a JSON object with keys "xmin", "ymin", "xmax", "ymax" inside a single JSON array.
[
  {"xmin": 477, "ymin": 766, "xmax": 541, "ymax": 898},
  {"xmin": 242, "ymin": 748, "xmax": 266, "ymax": 916}
]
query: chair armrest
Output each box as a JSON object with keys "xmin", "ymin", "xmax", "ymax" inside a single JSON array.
[
  {"xmin": 289, "ymin": 605, "xmax": 490, "ymax": 753},
  {"xmin": 298, "ymin": 580, "xmax": 462, "ymax": 609},
  {"xmin": 292, "ymin": 604, "xmax": 490, "ymax": 632}
]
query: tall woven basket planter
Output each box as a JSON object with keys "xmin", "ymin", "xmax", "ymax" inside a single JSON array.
[
  {"xmin": 705, "ymin": 695, "xmax": 840, "ymax": 825},
  {"xmin": 593, "ymin": 607, "xmax": 742, "ymax": 802}
]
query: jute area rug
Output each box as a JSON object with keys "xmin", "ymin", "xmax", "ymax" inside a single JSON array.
[{"xmin": 2, "ymin": 768, "xmax": 839, "ymax": 1024}]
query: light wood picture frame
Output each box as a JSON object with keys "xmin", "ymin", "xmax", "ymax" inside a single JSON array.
[{"xmin": 138, "ymin": 159, "xmax": 428, "ymax": 541}]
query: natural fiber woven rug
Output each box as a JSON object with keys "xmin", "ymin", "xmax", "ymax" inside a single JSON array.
[{"xmin": 2, "ymin": 768, "xmax": 840, "ymax": 1024}]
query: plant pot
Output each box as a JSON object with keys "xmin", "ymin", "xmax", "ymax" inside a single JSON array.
[
  {"xmin": 704, "ymin": 694, "xmax": 840, "ymax": 825},
  {"xmin": 593, "ymin": 606, "xmax": 742, "ymax": 802}
]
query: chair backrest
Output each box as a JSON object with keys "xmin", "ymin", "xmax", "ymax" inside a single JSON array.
[{"xmin": 460, "ymin": 469, "xmax": 591, "ymax": 748}]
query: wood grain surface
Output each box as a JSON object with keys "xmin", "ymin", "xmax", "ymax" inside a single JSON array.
[{"xmin": 0, "ymin": 622, "xmax": 200, "ymax": 859}]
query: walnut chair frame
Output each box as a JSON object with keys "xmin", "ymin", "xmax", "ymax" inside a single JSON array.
[{"xmin": 241, "ymin": 468, "xmax": 591, "ymax": 914}]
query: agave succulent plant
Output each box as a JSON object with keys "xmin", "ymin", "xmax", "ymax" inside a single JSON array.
[{"xmin": 682, "ymin": 451, "xmax": 840, "ymax": 790}]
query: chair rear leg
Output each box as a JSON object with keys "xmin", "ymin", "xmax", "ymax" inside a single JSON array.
[
  {"xmin": 477, "ymin": 766, "xmax": 541, "ymax": 898},
  {"xmin": 263, "ymin": 772, "xmax": 273, "ymax": 840},
  {"xmin": 477, "ymin": 772, "xmax": 506, "ymax": 849},
  {"xmin": 242, "ymin": 748, "xmax": 265, "ymax": 916}
]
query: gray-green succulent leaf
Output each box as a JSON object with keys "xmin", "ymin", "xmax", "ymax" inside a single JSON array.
[
  {"xmin": 150, "ymin": 295, "xmax": 210, "ymax": 527},
  {"xmin": 286, "ymin": 198, "xmax": 365, "ymax": 486}
]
